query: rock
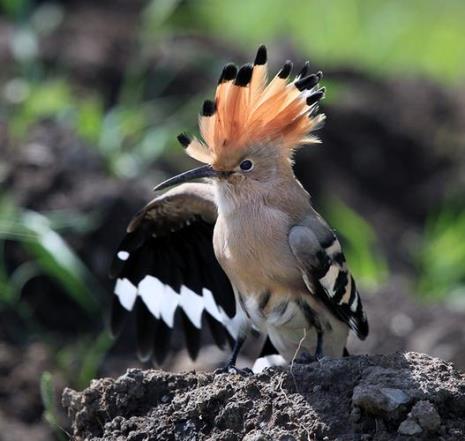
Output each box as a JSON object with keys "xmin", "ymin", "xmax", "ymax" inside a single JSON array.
[
  {"xmin": 398, "ymin": 418, "xmax": 423, "ymax": 435},
  {"xmin": 396, "ymin": 399, "xmax": 442, "ymax": 437},
  {"xmin": 63, "ymin": 352, "xmax": 465, "ymax": 441},
  {"xmin": 410, "ymin": 400, "xmax": 441, "ymax": 432},
  {"xmin": 352, "ymin": 385, "xmax": 410, "ymax": 415}
]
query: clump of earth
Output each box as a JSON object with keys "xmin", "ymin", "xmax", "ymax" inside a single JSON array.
[{"xmin": 63, "ymin": 352, "xmax": 465, "ymax": 440}]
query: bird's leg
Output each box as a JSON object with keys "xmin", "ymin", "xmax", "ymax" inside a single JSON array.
[
  {"xmin": 227, "ymin": 335, "xmax": 244, "ymax": 368},
  {"xmin": 216, "ymin": 336, "xmax": 252, "ymax": 374},
  {"xmin": 314, "ymin": 330, "xmax": 323, "ymax": 360},
  {"xmin": 295, "ymin": 330, "xmax": 324, "ymax": 364}
]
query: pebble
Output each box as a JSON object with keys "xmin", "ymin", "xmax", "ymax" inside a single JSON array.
[
  {"xmin": 352, "ymin": 386, "xmax": 410, "ymax": 414},
  {"xmin": 410, "ymin": 400, "xmax": 441, "ymax": 432},
  {"xmin": 398, "ymin": 419, "xmax": 423, "ymax": 436}
]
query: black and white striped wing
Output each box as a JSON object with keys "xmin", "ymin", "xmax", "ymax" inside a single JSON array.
[
  {"xmin": 289, "ymin": 213, "xmax": 369, "ymax": 340},
  {"xmin": 109, "ymin": 182, "xmax": 239, "ymax": 364}
]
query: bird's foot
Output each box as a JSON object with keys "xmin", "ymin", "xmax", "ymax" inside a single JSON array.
[
  {"xmin": 214, "ymin": 363, "xmax": 253, "ymax": 375},
  {"xmin": 294, "ymin": 351, "xmax": 318, "ymax": 365},
  {"xmin": 294, "ymin": 348, "xmax": 324, "ymax": 364}
]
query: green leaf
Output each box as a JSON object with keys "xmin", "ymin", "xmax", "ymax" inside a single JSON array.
[
  {"xmin": 40, "ymin": 371, "xmax": 67, "ymax": 441},
  {"xmin": 77, "ymin": 332, "xmax": 113, "ymax": 389},
  {"xmin": 40, "ymin": 371, "xmax": 55, "ymax": 413},
  {"xmin": 0, "ymin": 203, "xmax": 101, "ymax": 315},
  {"xmin": 20, "ymin": 210, "xmax": 101, "ymax": 315}
]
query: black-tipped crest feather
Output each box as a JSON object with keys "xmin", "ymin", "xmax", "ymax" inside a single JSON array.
[
  {"xmin": 218, "ymin": 63, "xmax": 238, "ymax": 83},
  {"xmin": 306, "ymin": 90, "xmax": 325, "ymax": 106},
  {"xmin": 235, "ymin": 63, "xmax": 253, "ymax": 86},
  {"xmin": 177, "ymin": 133, "xmax": 191, "ymax": 148},
  {"xmin": 202, "ymin": 100, "xmax": 216, "ymax": 116},
  {"xmin": 295, "ymin": 73, "xmax": 320, "ymax": 91},
  {"xmin": 254, "ymin": 45, "xmax": 267, "ymax": 65},
  {"xmin": 297, "ymin": 61, "xmax": 310, "ymax": 78},
  {"xmin": 278, "ymin": 60, "xmax": 293, "ymax": 79}
]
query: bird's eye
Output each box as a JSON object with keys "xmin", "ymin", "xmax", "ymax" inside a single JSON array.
[{"xmin": 239, "ymin": 159, "xmax": 254, "ymax": 172}]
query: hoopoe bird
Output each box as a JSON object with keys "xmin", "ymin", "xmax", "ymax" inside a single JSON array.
[{"xmin": 110, "ymin": 46, "xmax": 368, "ymax": 370}]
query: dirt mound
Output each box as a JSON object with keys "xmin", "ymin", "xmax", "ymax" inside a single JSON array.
[{"xmin": 63, "ymin": 352, "xmax": 465, "ymax": 441}]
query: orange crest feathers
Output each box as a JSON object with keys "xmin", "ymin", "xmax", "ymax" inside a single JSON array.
[{"xmin": 178, "ymin": 45, "xmax": 326, "ymax": 164}]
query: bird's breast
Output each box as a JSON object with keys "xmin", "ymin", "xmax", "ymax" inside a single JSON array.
[
  {"xmin": 213, "ymin": 205, "xmax": 303, "ymax": 296},
  {"xmin": 213, "ymin": 205, "xmax": 349, "ymax": 359}
]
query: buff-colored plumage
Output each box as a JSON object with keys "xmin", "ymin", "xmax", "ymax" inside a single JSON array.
[{"xmin": 181, "ymin": 46, "xmax": 326, "ymax": 166}]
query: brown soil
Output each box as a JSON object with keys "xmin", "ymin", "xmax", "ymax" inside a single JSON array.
[{"xmin": 63, "ymin": 352, "xmax": 465, "ymax": 441}]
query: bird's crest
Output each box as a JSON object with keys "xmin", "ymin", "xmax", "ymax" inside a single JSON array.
[{"xmin": 177, "ymin": 45, "xmax": 326, "ymax": 165}]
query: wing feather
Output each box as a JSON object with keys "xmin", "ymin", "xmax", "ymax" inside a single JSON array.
[
  {"xmin": 135, "ymin": 297, "xmax": 156, "ymax": 362},
  {"xmin": 110, "ymin": 182, "xmax": 238, "ymax": 364},
  {"xmin": 289, "ymin": 217, "xmax": 369, "ymax": 340},
  {"xmin": 152, "ymin": 318, "xmax": 172, "ymax": 365}
]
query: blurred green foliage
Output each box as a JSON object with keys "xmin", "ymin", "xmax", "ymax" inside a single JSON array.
[
  {"xmin": 1, "ymin": 0, "xmax": 182, "ymax": 178},
  {"xmin": 193, "ymin": 0, "xmax": 465, "ymax": 82},
  {"xmin": 9, "ymin": 79, "xmax": 103, "ymax": 142},
  {"xmin": 56, "ymin": 331, "xmax": 113, "ymax": 390},
  {"xmin": 40, "ymin": 371, "xmax": 67, "ymax": 441},
  {"xmin": 0, "ymin": 197, "xmax": 101, "ymax": 315},
  {"xmin": 5, "ymin": 77, "xmax": 178, "ymax": 177},
  {"xmin": 1, "ymin": 194, "xmax": 112, "ymax": 417},
  {"xmin": 416, "ymin": 207, "xmax": 465, "ymax": 302},
  {"xmin": 0, "ymin": 0, "xmax": 29, "ymax": 18},
  {"xmin": 98, "ymin": 105, "xmax": 173, "ymax": 178}
]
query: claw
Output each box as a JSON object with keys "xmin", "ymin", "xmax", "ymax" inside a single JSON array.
[{"xmin": 215, "ymin": 365, "xmax": 253, "ymax": 375}]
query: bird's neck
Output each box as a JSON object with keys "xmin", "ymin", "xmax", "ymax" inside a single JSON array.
[{"xmin": 214, "ymin": 175, "xmax": 310, "ymax": 222}]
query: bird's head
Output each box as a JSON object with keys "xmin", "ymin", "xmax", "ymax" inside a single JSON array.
[{"xmin": 154, "ymin": 46, "xmax": 326, "ymax": 196}]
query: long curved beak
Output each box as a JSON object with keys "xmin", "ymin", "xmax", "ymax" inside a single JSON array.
[{"xmin": 153, "ymin": 164, "xmax": 220, "ymax": 191}]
